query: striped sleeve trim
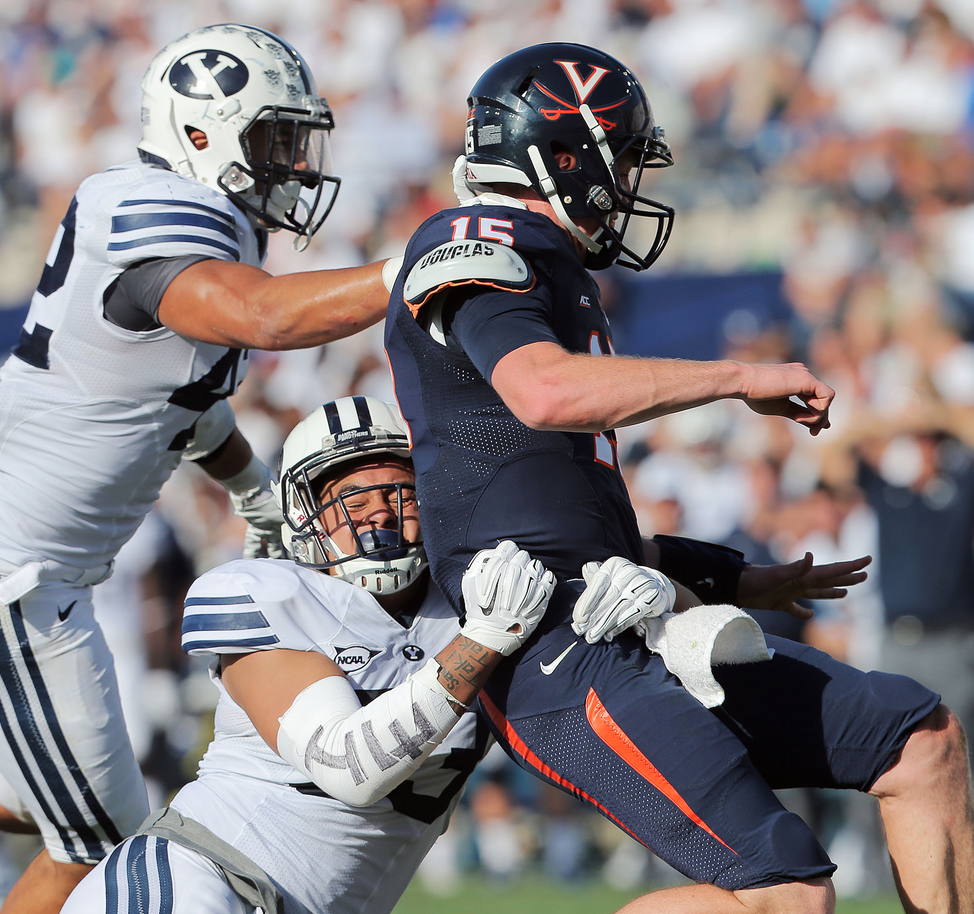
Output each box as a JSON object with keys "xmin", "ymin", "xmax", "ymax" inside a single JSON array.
[
  {"xmin": 181, "ymin": 594, "xmax": 280, "ymax": 655},
  {"xmin": 111, "ymin": 212, "xmax": 237, "ymax": 241},
  {"xmin": 182, "ymin": 610, "xmax": 270, "ymax": 633},
  {"xmin": 182, "ymin": 635, "xmax": 281, "ymax": 654},
  {"xmin": 107, "ymin": 234, "xmax": 240, "ymax": 260},
  {"xmin": 184, "ymin": 595, "xmax": 256, "ymax": 606},
  {"xmin": 109, "ymin": 200, "xmax": 241, "ymax": 262},
  {"xmin": 118, "ymin": 198, "xmax": 235, "ymax": 222}
]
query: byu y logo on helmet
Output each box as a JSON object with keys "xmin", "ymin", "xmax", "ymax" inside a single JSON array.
[{"xmin": 139, "ymin": 24, "xmax": 340, "ymax": 246}]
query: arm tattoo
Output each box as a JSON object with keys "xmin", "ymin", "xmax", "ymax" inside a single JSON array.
[{"xmin": 435, "ymin": 634, "xmax": 497, "ymax": 703}]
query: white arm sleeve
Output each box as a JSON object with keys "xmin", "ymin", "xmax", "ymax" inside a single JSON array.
[{"xmin": 276, "ymin": 660, "xmax": 463, "ymax": 807}]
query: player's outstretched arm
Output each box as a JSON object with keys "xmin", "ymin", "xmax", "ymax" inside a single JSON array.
[
  {"xmin": 158, "ymin": 257, "xmax": 392, "ymax": 350},
  {"xmin": 490, "ymin": 342, "xmax": 833, "ymax": 436},
  {"xmin": 221, "ymin": 542, "xmax": 553, "ymax": 806}
]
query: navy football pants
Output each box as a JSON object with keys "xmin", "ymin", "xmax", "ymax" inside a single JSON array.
[{"xmin": 479, "ymin": 586, "xmax": 940, "ymax": 889}]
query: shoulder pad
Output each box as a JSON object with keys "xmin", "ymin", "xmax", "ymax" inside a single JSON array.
[
  {"xmin": 404, "ymin": 240, "xmax": 533, "ymax": 307},
  {"xmin": 180, "ymin": 560, "xmax": 307, "ymax": 656}
]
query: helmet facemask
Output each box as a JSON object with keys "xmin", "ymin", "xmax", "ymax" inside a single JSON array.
[
  {"xmin": 577, "ymin": 119, "xmax": 675, "ymax": 271},
  {"xmin": 277, "ymin": 397, "xmax": 428, "ymax": 596},
  {"xmin": 220, "ymin": 103, "xmax": 340, "ymax": 249},
  {"xmin": 523, "ymin": 103, "xmax": 674, "ymax": 272},
  {"xmin": 285, "ymin": 464, "xmax": 425, "ymax": 595}
]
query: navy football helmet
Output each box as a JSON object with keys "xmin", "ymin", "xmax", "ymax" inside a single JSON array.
[{"xmin": 463, "ymin": 43, "xmax": 674, "ymax": 271}]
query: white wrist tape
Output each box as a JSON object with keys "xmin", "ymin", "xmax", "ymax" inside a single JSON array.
[
  {"xmin": 411, "ymin": 657, "xmax": 471, "ymax": 709},
  {"xmin": 382, "ymin": 255, "xmax": 404, "ymax": 292},
  {"xmin": 222, "ymin": 453, "xmax": 271, "ymax": 498},
  {"xmin": 276, "ymin": 662, "xmax": 462, "ymax": 807}
]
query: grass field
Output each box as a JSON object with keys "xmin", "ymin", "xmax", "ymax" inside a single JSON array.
[{"xmin": 393, "ymin": 877, "xmax": 903, "ymax": 914}]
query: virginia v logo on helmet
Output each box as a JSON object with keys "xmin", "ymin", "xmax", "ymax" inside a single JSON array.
[
  {"xmin": 462, "ymin": 42, "xmax": 675, "ymax": 271},
  {"xmin": 138, "ymin": 24, "xmax": 340, "ymax": 248}
]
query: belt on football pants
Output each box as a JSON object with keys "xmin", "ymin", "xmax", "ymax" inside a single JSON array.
[{"xmin": 138, "ymin": 807, "xmax": 284, "ymax": 914}]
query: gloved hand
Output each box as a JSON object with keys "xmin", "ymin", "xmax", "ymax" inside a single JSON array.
[
  {"xmin": 571, "ymin": 556, "xmax": 676, "ymax": 643},
  {"xmin": 228, "ymin": 466, "xmax": 285, "ymax": 559},
  {"xmin": 461, "ymin": 540, "xmax": 555, "ymax": 655}
]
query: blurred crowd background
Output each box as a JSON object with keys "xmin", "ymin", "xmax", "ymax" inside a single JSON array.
[{"xmin": 2, "ymin": 0, "xmax": 974, "ymax": 902}]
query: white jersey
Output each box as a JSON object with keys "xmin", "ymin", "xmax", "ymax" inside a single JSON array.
[
  {"xmin": 0, "ymin": 160, "xmax": 261, "ymax": 575},
  {"xmin": 174, "ymin": 560, "xmax": 486, "ymax": 914}
]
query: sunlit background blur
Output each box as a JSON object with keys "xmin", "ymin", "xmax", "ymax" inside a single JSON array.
[{"xmin": 1, "ymin": 0, "xmax": 974, "ymax": 907}]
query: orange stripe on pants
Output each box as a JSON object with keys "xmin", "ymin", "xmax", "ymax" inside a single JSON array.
[
  {"xmin": 584, "ymin": 687, "xmax": 738, "ymax": 856},
  {"xmin": 478, "ymin": 691, "xmax": 645, "ymax": 844}
]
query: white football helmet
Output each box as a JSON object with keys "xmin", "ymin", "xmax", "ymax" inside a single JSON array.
[
  {"xmin": 277, "ymin": 397, "xmax": 428, "ymax": 595},
  {"xmin": 138, "ymin": 23, "xmax": 339, "ymax": 245}
]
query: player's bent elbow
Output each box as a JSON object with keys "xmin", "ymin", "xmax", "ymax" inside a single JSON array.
[
  {"xmin": 493, "ymin": 352, "xmax": 604, "ymax": 431},
  {"xmin": 504, "ymin": 399, "xmax": 551, "ymax": 430},
  {"xmin": 495, "ymin": 372, "xmax": 567, "ymax": 430},
  {"xmin": 326, "ymin": 783, "xmax": 389, "ymax": 808},
  {"xmin": 276, "ymin": 672, "xmax": 456, "ymax": 809}
]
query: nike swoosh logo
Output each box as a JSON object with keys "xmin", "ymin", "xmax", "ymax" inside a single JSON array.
[
  {"xmin": 540, "ymin": 641, "xmax": 577, "ymax": 676},
  {"xmin": 57, "ymin": 600, "xmax": 78, "ymax": 622}
]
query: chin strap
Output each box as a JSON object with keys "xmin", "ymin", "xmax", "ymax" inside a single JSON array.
[
  {"xmin": 526, "ymin": 145, "xmax": 603, "ymax": 254},
  {"xmin": 578, "ymin": 104, "xmax": 616, "ymax": 174}
]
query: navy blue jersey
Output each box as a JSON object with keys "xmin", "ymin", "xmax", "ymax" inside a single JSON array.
[
  {"xmin": 385, "ymin": 204, "xmax": 642, "ymax": 612},
  {"xmin": 387, "ymin": 204, "xmax": 942, "ymax": 891}
]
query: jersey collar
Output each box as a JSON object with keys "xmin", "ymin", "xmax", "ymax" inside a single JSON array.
[{"xmin": 461, "ymin": 193, "xmax": 528, "ymax": 210}]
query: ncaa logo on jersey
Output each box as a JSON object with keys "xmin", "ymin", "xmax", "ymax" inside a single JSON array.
[
  {"xmin": 402, "ymin": 645, "xmax": 425, "ymax": 662},
  {"xmin": 333, "ymin": 646, "xmax": 381, "ymax": 673},
  {"xmin": 170, "ymin": 51, "xmax": 249, "ymax": 99}
]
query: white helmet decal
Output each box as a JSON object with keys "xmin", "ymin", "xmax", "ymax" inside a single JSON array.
[{"xmin": 169, "ymin": 51, "xmax": 249, "ymax": 99}]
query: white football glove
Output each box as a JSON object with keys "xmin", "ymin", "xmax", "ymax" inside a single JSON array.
[
  {"xmin": 231, "ymin": 487, "xmax": 285, "ymax": 559},
  {"xmin": 571, "ymin": 556, "xmax": 676, "ymax": 644},
  {"xmin": 452, "ymin": 155, "xmax": 477, "ymax": 204},
  {"xmin": 225, "ymin": 457, "xmax": 285, "ymax": 559},
  {"xmin": 461, "ymin": 540, "xmax": 555, "ymax": 656}
]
